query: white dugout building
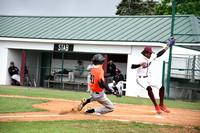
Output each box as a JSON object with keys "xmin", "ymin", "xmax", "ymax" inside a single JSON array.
[{"xmin": 0, "ymin": 15, "xmax": 200, "ymax": 99}]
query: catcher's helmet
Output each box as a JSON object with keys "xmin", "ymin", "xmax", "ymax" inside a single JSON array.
[{"xmin": 91, "ymin": 54, "xmax": 105, "ymax": 65}]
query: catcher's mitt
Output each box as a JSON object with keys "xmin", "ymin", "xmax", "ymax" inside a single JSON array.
[{"xmin": 167, "ymin": 36, "xmax": 176, "ymax": 47}]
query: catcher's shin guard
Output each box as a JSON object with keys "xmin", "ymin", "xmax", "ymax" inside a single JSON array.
[{"xmin": 77, "ymin": 98, "xmax": 87, "ymax": 111}]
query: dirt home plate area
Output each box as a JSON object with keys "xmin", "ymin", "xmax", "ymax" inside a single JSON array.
[{"xmin": 0, "ymin": 94, "xmax": 200, "ymax": 128}]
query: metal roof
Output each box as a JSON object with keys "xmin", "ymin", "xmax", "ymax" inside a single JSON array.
[{"xmin": 0, "ymin": 15, "xmax": 200, "ymax": 49}]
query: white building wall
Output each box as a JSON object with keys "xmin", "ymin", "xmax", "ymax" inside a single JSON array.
[
  {"xmin": 0, "ymin": 44, "xmax": 8, "ymax": 85},
  {"xmin": 7, "ymin": 49, "xmax": 22, "ymax": 84},
  {"xmin": 0, "ymin": 40, "xmax": 167, "ymax": 98},
  {"xmin": 0, "ymin": 41, "xmax": 53, "ymax": 85},
  {"xmin": 74, "ymin": 44, "xmax": 131, "ymax": 54},
  {"xmin": 0, "ymin": 48, "xmax": 22, "ymax": 85}
]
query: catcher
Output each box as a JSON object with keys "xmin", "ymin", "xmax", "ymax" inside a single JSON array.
[
  {"xmin": 131, "ymin": 36, "xmax": 175, "ymax": 114},
  {"xmin": 78, "ymin": 54, "xmax": 116, "ymax": 115}
]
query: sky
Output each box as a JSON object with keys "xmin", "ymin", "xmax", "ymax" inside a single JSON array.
[{"xmin": 0, "ymin": 0, "xmax": 122, "ymax": 16}]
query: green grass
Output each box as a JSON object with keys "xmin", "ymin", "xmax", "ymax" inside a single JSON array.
[
  {"xmin": 0, "ymin": 97, "xmax": 49, "ymax": 113},
  {"xmin": 0, "ymin": 87, "xmax": 90, "ymax": 100},
  {"xmin": 0, "ymin": 87, "xmax": 200, "ymax": 110},
  {"xmin": 0, "ymin": 120, "xmax": 199, "ymax": 133},
  {"xmin": 0, "ymin": 87, "xmax": 200, "ymax": 133}
]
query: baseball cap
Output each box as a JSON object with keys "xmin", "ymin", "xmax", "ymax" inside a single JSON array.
[
  {"xmin": 144, "ymin": 46, "xmax": 155, "ymax": 54},
  {"xmin": 115, "ymin": 68, "xmax": 120, "ymax": 72},
  {"xmin": 10, "ymin": 61, "xmax": 14, "ymax": 64}
]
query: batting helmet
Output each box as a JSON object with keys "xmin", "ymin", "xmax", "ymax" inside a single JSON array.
[{"xmin": 91, "ymin": 54, "xmax": 105, "ymax": 65}]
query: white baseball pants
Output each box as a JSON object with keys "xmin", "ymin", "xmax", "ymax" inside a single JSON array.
[{"xmin": 136, "ymin": 76, "xmax": 162, "ymax": 90}]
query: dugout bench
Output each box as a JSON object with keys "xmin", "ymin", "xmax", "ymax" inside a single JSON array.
[{"xmin": 44, "ymin": 74, "xmax": 87, "ymax": 90}]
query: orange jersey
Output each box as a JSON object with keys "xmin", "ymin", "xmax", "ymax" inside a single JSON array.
[{"xmin": 89, "ymin": 65, "xmax": 104, "ymax": 92}]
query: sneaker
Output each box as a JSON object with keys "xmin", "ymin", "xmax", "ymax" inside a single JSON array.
[
  {"xmin": 77, "ymin": 98, "xmax": 87, "ymax": 111},
  {"xmin": 84, "ymin": 106, "xmax": 95, "ymax": 114},
  {"xmin": 155, "ymin": 105, "xmax": 162, "ymax": 114},
  {"xmin": 160, "ymin": 105, "xmax": 170, "ymax": 113}
]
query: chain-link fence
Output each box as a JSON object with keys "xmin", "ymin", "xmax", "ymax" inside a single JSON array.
[
  {"xmin": 171, "ymin": 55, "xmax": 200, "ymax": 81},
  {"xmin": 163, "ymin": 54, "xmax": 200, "ymax": 100},
  {"xmin": 23, "ymin": 51, "xmax": 92, "ymax": 91}
]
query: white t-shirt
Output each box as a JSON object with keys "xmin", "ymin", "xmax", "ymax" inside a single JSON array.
[
  {"xmin": 87, "ymin": 64, "xmax": 95, "ymax": 74},
  {"xmin": 136, "ymin": 54, "xmax": 157, "ymax": 77}
]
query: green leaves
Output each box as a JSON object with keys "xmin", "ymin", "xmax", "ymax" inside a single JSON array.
[
  {"xmin": 116, "ymin": 0, "xmax": 200, "ymax": 16},
  {"xmin": 116, "ymin": 0, "xmax": 158, "ymax": 15},
  {"xmin": 155, "ymin": 0, "xmax": 200, "ymax": 16}
]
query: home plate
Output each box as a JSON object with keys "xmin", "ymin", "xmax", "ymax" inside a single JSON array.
[
  {"xmin": 114, "ymin": 119, "xmax": 131, "ymax": 122},
  {"xmin": 155, "ymin": 115, "xmax": 163, "ymax": 119}
]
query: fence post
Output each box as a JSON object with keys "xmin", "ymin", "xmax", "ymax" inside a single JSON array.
[
  {"xmin": 191, "ymin": 55, "xmax": 196, "ymax": 83},
  {"xmin": 60, "ymin": 52, "xmax": 64, "ymax": 89},
  {"xmin": 162, "ymin": 61, "xmax": 165, "ymax": 86},
  {"xmin": 20, "ymin": 51, "xmax": 26, "ymax": 86},
  {"xmin": 103, "ymin": 54, "xmax": 108, "ymax": 83},
  {"xmin": 166, "ymin": 0, "xmax": 176, "ymax": 99}
]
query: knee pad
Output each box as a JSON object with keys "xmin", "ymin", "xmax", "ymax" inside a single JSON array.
[
  {"xmin": 160, "ymin": 86, "xmax": 165, "ymax": 90},
  {"xmin": 146, "ymin": 86, "xmax": 152, "ymax": 91}
]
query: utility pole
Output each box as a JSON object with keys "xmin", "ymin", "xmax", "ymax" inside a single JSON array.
[{"xmin": 166, "ymin": 0, "xmax": 176, "ymax": 99}]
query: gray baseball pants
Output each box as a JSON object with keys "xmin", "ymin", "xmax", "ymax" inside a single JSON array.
[{"xmin": 89, "ymin": 90, "xmax": 114, "ymax": 114}]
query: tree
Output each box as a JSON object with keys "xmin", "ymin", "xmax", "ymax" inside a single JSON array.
[
  {"xmin": 155, "ymin": 0, "xmax": 200, "ymax": 16},
  {"xmin": 116, "ymin": 0, "xmax": 158, "ymax": 15}
]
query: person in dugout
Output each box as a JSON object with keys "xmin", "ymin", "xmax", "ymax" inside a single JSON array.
[
  {"xmin": 108, "ymin": 68, "xmax": 124, "ymax": 97},
  {"xmin": 8, "ymin": 61, "xmax": 20, "ymax": 86}
]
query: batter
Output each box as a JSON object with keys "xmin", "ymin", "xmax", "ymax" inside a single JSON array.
[{"xmin": 131, "ymin": 36, "xmax": 175, "ymax": 114}]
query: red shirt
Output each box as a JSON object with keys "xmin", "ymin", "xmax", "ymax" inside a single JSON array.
[{"xmin": 89, "ymin": 65, "xmax": 104, "ymax": 92}]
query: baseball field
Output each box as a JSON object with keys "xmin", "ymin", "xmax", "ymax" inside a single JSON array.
[{"xmin": 0, "ymin": 86, "xmax": 200, "ymax": 133}]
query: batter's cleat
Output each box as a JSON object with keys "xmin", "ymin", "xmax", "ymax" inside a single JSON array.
[
  {"xmin": 84, "ymin": 106, "xmax": 95, "ymax": 114},
  {"xmin": 160, "ymin": 105, "xmax": 170, "ymax": 113},
  {"xmin": 155, "ymin": 105, "xmax": 162, "ymax": 114},
  {"xmin": 77, "ymin": 98, "xmax": 87, "ymax": 111}
]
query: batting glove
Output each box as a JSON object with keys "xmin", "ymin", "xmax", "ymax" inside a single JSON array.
[{"xmin": 167, "ymin": 36, "xmax": 176, "ymax": 47}]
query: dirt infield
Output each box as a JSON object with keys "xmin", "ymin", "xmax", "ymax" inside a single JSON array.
[{"xmin": 0, "ymin": 94, "xmax": 200, "ymax": 128}]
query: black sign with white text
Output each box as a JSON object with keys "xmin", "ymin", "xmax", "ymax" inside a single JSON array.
[{"xmin": 54, "ymin": 44, "xmax": 74, "ymax": 51}]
